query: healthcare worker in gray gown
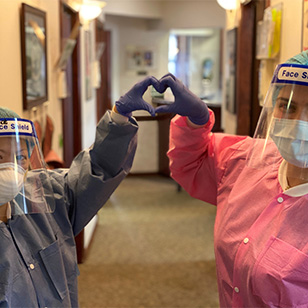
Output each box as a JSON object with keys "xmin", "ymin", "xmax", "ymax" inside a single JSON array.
[{"xmin": 0, "ymin": 76, "xmax": 157, "ymax": 307}]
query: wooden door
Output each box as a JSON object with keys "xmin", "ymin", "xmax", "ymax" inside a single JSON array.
[{"xmin": 60, "ymin": 2, "xmax": 84, "ymax": 264}]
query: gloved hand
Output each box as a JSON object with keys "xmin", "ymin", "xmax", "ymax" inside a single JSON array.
[
  {"xmin": 115, "ymin": 76, "xmax": 158, "ymax": 117},
  {"xmin": 155, "ymin": 73, "xmax": 209, "ymax": 125}
]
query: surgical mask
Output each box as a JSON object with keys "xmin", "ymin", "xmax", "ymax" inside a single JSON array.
[
  {"xmin": 0, "ymin": 163, "xmax": 25, "ymax": 205},
  {"xmin": 270, "ymin": 118, "xmax": 308, "ymax": 168}
]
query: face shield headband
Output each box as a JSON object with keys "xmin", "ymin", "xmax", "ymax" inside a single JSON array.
[
  {"xmin": 246, "ymin": 63, "xmax": 308, "ymax": 181},
  {"xmin": 0, "ymin": 117, "xmax": 55, "ymax": 215}
]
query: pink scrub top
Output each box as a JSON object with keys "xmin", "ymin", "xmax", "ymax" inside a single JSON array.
[{"xmin": 168, "ymin": 111, "xmax": 308, "ymax": 308}]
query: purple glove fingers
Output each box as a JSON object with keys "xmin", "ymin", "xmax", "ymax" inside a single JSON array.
[
  {"xmin": 116, "ymin": 76, "xmax": 158, "ymax": 117},
  {"xmin": 154, "ymin": 74, "xmax": 209, "ymax": 125},
  {"xmin": 139, "ymin": 100, "xmax": 155, "ymax": 116}
]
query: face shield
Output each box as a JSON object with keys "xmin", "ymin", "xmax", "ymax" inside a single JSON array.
[
  {"xmin": 0, "ymin": 117, "xmax": 55, "ymax": 214},
  {"xmin": 246, "ymin": 63, "xmax": 308, "ymax": 181}
]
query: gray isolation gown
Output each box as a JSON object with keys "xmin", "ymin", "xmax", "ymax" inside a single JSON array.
[{"xmin": 0, "ymin": 111, "xmax": 138, "ymax": 307}]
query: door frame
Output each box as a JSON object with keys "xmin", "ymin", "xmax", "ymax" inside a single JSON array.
[
  {"xmin": 59, "ymin": 1, "xmax": 82, "ymax": 167},
  {"xmin": 95, "ymin": 19, "xmax": 112, "ymax": 122}
]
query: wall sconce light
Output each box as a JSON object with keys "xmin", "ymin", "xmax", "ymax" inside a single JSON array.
[
  {"xmin": 217, "ymin": 0, "xmax": 237, "ymax": 10},
  {"xmin": 79, "ymin": 0, "xmax": 106, "ymax": 25}
]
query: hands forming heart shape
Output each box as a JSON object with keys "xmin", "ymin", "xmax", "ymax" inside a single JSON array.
[{"xmin": 115, "ymin": 73, "xmax": 210, "ymax": 126}]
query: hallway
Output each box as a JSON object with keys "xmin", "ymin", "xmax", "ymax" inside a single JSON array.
[{"xmin": 78, "ymin": 175, "xmax": 219, "ymax": 308}]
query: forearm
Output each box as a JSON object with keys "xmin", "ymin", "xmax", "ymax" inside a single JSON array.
[
  {"xmin": 167, "ymin": 112, "xmax": 218, "ymax": 203},
  {"xmin": 90, "ymin": 110, "xmax": 138, "ymax": 178},
  {"xmin": 66, "ymin": 110, "xmax": 138, "ymax": 234}
]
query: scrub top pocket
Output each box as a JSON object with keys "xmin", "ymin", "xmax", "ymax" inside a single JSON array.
[
  {"xmin": 39, "ymin": 239, "xmax": 68, "ymax": 300},
  {"xmin": 252, "ymin": 236, "xmax": 308, "ymax": 307}
]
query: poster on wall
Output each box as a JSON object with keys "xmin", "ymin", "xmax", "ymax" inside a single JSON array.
[
  {"xmin": 303, "ymin": 0, "xmax": 308, "ymax": 50},
  {"xmin": 56, "ymin": 39, "xmax": 76, "ymax": 70},
  {"xmin": 256, "ymin": 3, "xmax": 282, "ymax": 59},
  {"xmin": 225, "ymin": 28, "xmax": 237, "ymax": 115},
  {"xmin": 125, "ymin": 46, "xmax": 155, "ymax": 73}
]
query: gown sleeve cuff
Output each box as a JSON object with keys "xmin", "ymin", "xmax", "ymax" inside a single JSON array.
[{"xmin": 111, "ymin": 108, "xmax": 129, "ymax": 124}]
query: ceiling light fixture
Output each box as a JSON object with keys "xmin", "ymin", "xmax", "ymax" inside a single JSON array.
[
  {"xmin": 217, "ymin": 0, "xmax": 237, "ymax": 10},
  {"xmin": 79, "ymin": 0, "xmax": 106, "ymax": 24}
]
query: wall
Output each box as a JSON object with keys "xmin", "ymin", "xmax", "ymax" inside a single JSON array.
[
  {"xmin": 80, "ymin": 1, "xmax": 169, "ymax": 151},
  {"xmin": 257, "ymin": 0, "xmax": 303, "ymax": 106},
  {"xmin": 3, "ymin": 0, "xmax": 302, "ymax": 164},
  {"xmin": 0, "ymin": 0, "xmax": 109, "ymax": 157},
  {"xmin": 104, "ymin": 0, "xmax": 225, "ymax": 173},
  {"xmin": 105, "ymin": 15, "xmax": 170, "ymax": 173},
  {"xmin": 159, "ymin": 0, "xmax": 225, "ymax": 29},
  {"xmin": 223, "ymin": 0, "xmax": 303, "ymax": 135},
  {"xmin": 104, "ymin": 0, "xmax": 162, "ymax": 19},
  {"xmin": 0, "ymin": 0, "xmax": 225, "ymax": 173},
  {"xmin": 188, "ymin": 30, "xmax": 221, "ymax": 98},
  {"xmin": 273, "ymin": 0, "xmax": 303, "ymax": 62},
  {"xmin": 105, "ymin": 15, "xmax": 170, "ymax": 103},
  {"xmin": 0, "ymin": 0, "xmax": 62, "ymax": 158}
]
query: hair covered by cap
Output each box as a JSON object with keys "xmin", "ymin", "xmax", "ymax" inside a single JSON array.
[
  {"xmin": 285, "ymin": 50, "xmax": 308, "ymax": 65},
  {"xmin": 272, "ymin": 50, "xmax": 308, "ymax": 105},
  {"xmin": 0, "ymin": 107, "xmax": 20, "ymax": 119}
]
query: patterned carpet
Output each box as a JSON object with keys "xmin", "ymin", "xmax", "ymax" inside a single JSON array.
[{"xmin": 78, "ymin": 175, "xmax": 219, "ymax": 308}]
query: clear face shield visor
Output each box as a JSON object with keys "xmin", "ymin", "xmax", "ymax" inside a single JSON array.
[
  {"xmin": 247, "ymin": 63, "xmax": 308, "ymax": 181},
  {"xmin": 0, "ymin": 118, "xmax": 55, "ymax": 214}
]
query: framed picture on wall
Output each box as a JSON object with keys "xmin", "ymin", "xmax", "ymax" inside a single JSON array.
[
  {"xmin": 125, "ymin": 46, "xmax": 156, "ymax": 72},
  {"xmin": 225, "ymin": 28, "xmax": 237, "ymax": 114},
  {"xmin": 20, "ymin": 3, "xmax": 48, "ymax": 110}
]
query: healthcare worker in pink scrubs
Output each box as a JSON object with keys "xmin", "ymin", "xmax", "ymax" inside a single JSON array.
[{"xmin": 155, "ymin": 51, "xmax": 308, "ymax": 307}]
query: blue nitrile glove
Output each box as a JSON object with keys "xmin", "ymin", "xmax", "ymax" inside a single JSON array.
[
  {"xmin": 155, "ymin": 73, "xmax": 209, "ymax": 125},
  {"xmin": 115, "ymin": 76, "xmax": 158, "ymax": 117}
]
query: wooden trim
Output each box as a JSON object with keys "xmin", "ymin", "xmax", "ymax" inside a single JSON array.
[
  {"xmin": 134, "ymin": 113, "xmax": 172, "ymax": 122},
  {"xmin": 265, "ymin": 0, "xmax": 271, "ymax": 8},
  {"xmin": 128, "ymin": 172, "xmax": 164, "ymax": 177},
  {"xmin": 75, "ymin": 218, "xmax": 99, "ymax": 264},
  {"xmin": 250, "ymin": 0, "xmax": 265, "ymax": 136},
  {"xmin": 59, "ymin": 2, "xmax": 82, "ymax": 166},
  {"xmin": 71, "ymin": 12, "xmax": 82, "ymax": 157},
  {"xmin": 75, "ymin": 229, "xmax": 84, "ymax": 263}
]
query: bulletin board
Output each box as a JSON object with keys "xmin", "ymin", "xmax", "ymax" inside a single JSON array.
[{"xmin": 256, "ymin": 3, "xmax": 282, "ymax": 59}]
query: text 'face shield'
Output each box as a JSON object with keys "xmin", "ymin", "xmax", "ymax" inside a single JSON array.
[
  {"xmin": 247, "ymin": 63, "xmax": 308, "ymax": 180},
  {"xmin": 0, "ymin": 118, "xmax": 55, "ymax": 214}
]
